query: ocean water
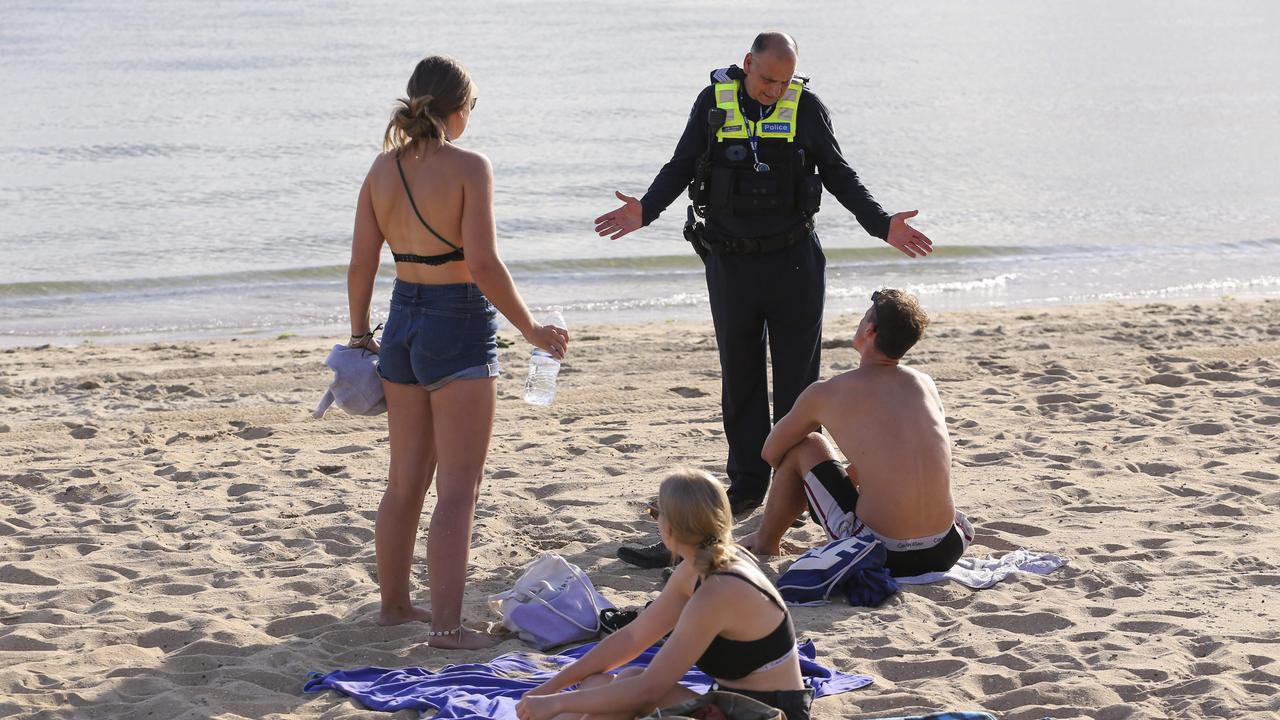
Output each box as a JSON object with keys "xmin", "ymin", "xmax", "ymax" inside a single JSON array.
[{"xmin": 2, "ymin": 1, "xmax": 1278, "ymax": 345}]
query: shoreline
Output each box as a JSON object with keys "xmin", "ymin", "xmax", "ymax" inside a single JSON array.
[
  {"xmin": 2, "ymin": 298, "xmax": 1278, "ymax": 718},
  {"xmin": 4, "ymin": 291, "xmax": 1278, "ymax": 351}
]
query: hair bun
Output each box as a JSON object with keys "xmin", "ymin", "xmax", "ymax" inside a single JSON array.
[
  {"xmin": 384, "ymin": 55, "xmax": 474, "ymax": 153},
  {"xmin": 406, "ymin": 93, "xmax": 436, "ymax": 118}
]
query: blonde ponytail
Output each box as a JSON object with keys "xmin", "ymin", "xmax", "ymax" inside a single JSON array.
[{"xmin": 658, "ymin": 469, "xmax": 737, "ymax": 576}]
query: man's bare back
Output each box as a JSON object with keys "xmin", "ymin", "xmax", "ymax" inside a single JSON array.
[
  {"xmin": 806, "ymin": 363, "xmax": 954, "ymax": 540},
  {"xmin": 744, "ymin": 289, "xmax": 966, "ymax": 575}
]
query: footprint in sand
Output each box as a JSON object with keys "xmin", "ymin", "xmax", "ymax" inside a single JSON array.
[
  {"xmin": 1243, "ymin": 574, "xmax": 1280, "ymax": 587},
  {"xmin": 1188, "ymin": 422, "xmax": 1228, "ymax": 435},
  {"xmin": 960, "ymin": 451, "xmax": 1012, "ymax": 466},
  {"xmin": 970, "ymin": 611, "xmax": 1074, "ymax": 634},
  {"xmin": 68, "ymin": 425, "xmax": 99, "ymax": 439},
  {"xmin": 155, "ymin": 582, "xmax": 206, "ymax": 596},
  {"xmin": 875, "ymin": 658, "xmax": 967, "ymax": 682},
  {"xmin": 985, "ymin": 521, "xmax": 1051, "ymax": 538},
  {"xmin": 235, "ymin": 426, "xmax": 274, "ymax": 440},
  {"xmin": 136, "ymin": 626, "xmax": 203, "ymax": 650},
  {"xmin": 0, "ymin": 634, "xmax": 59, "ymax": 652},
  {"xmin": 598, "ymin": 433, "xmax": 643, "ymax": 453},
  {"xmin": 1199, "ymin": 503, "xmax": 1245, "ymax": 517},
  {"xmin": 321, "ymin": 444, "xmax": 372, "ymax": 454},
  {"xmin": 0, "ymin": 565, "xmax": 59, "ymax": 586},
  {"xmin": 669, "ymin": 386, "xmax": 709, "ymax": 398},
  {"xmin": 227, "ymin": 483, "xmax": 263, "ymax": 497},
  {"xmin": 263, "ymin": 613, "xmax": 342, "ymax": 638},
  {"xmin": 1157, "ymin": 484, "xmax": 1207, "ymax": 497},
  {"xmin": 1136, "ymin": 462, "xmax": 1181, "ymax": 477},
  {"xmin": 1195, "ymin": 371, "xmax": 1248, "ymax": 382}
]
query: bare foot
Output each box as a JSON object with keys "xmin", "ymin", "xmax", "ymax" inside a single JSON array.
[
  {"xmin": 427, "ymin": 625, "xmax": 502, "ymax": 650},
  {"xmin": 738, "ymin": 531, "xmax": 779, "ymax": 557},
  {"xmin": 378, "ymin": 605, "xmax": 432, "ymax": 626}
]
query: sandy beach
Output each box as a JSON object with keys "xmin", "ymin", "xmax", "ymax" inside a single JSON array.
[{"xmin": 1, "ymin": 298, "xmax": 1278, "ymax": 719}]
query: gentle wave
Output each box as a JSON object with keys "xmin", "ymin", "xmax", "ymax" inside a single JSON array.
[
  {"xmin": 1049, "ymin": 275, "xmax": 1280, "ymax": 304},
  {"xmin": 0, "ymin": 245, "xmax": 1034, "ymax": 301},
  {"xmin": 828, "ymin": 273, "xmax": 1020, "ymax": 299}
]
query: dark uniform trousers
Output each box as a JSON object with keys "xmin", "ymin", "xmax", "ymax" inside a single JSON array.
[{"xmin": 704, "ymin": 232, "xmax": 826, "ymax": 499}]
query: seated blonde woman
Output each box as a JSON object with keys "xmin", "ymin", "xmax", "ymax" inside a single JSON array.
[{"xmin": 515, "ymin": 470, "xmax": 812, "ymax": 720}]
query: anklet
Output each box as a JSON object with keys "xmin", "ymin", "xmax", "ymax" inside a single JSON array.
[{"xmin": 428, "ymin": 625, "xmax": 462, "ymax": 638}]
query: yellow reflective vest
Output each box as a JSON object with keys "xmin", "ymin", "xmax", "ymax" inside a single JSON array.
[{"xmin": 713, "ymin": 79, "xmax": 804, "ymax": 143}]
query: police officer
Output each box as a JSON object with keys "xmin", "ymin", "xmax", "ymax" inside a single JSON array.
[{"xmin": 597, "ymin": 32, "xmax": 933, "ymax": 566}]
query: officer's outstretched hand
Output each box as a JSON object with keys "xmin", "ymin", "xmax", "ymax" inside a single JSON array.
[
  {"xmin": 886, "ymin": 210, "xmax": 934, "ymax": 258},
  {"xmin": 594, "ymin": 191, "xmax": 643, "ymax": 240}
]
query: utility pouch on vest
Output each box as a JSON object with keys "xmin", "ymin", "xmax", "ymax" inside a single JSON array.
[
  {"xmin": 709, "ymin": 166, "xmax": 735, "ymax": 215},
  {"xmin": 688, "ymin": 158, "xmax": 711, "ymax": 209},
  {"xmin": 735, "ymin": 174, "xmax": 784, "ymax": 213},
  {"xmin": 799, "ymin": 174, "xmax": 823, "ymax": 215},
  {"xmin": 684, "ymin": 206, "xmax": 709, "ymax": 263}
]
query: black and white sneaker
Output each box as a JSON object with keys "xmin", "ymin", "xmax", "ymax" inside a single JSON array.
[
  {"xmin": 616, "ymin": 540, "xmax": 675, "ymax": 569},
  {"xmin": 599, "ymin": 607, "xmax": 639, "ymax": 635}
]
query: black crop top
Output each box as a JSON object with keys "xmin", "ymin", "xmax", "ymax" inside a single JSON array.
[
  {"xmin": 692, "ymin": 571, "xmax": 797, "ymax": 680},
  {"xmin": 391, "ymin": 155, "xmax": 465, "ymax": 266}
]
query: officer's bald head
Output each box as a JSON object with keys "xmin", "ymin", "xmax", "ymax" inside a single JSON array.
[
  {"xmin": 751, "ymin": 32, "xmax": 798, "ymax": 61},
  {"xmin": 743, "ymin": 32, "xmax": 798, "ymax": 105}
]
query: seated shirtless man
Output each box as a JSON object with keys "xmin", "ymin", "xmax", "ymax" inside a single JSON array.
[{"xmin": 740, "ymin": 289, "xmax": 971, "ymax": 577}]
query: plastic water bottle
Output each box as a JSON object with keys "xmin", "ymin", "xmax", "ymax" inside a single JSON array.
[{"xmin": 523, "ymin": 310, "xmax": 565, "ymax": 406}]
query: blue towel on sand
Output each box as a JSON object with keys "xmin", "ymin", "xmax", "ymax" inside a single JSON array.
[
  {"xmin": 304, "ymin": 639, "xmax": 870, "ymax": 719},
  {"xmin": 865, "ymin": 707, "xmax": 993, "ymax": 712}
]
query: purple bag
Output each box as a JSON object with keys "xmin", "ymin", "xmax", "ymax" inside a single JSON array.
[{"xmin": 489, "ymin": 553, "xmax": 614, "ymax": 651}]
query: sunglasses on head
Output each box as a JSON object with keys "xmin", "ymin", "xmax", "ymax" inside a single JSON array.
[
  {"xmin": 870, "ymin": 290, "xmax": 883, "ymax": 324},
  {"xmin": 469, "ymin": 96, "xmax": 478, "ymax": 111}
]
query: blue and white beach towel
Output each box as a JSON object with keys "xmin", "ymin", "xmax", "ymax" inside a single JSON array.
[{"xmin": 304, "ymin": 639, "xmax": 870, "ymax": 719}]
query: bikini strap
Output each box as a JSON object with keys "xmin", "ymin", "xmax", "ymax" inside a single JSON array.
[
  {"xmin": 708, "ymin": 571, "xmax": 787, "ymax": 612},
  {"xmin": 395, "ymin": 154, "xmax": 463, "ymax": 253}
]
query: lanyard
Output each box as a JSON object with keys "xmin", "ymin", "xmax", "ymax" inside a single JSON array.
[{"xmin": 747, "ymin": 105, "xmax": 770, "ymax": 173}]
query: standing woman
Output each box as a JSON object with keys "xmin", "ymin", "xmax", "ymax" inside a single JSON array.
[{"xmin": 347, "ymin": 55, "xmax": 567, "ymax": 649}]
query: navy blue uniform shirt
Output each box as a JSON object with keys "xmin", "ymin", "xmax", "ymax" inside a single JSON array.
[{"xmin": 639, "ymin": 70, "xmax": 892, "ymax": 242}]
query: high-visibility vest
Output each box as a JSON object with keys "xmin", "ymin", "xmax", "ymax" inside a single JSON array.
[{"xmin": 713, "ymin": 79, "xmax": 804, "ymax": 143}]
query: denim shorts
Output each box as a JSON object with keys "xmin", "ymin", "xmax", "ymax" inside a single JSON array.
[{"xmin": 377, "ymin": 280, "xmax": 500, "ymax": 390}]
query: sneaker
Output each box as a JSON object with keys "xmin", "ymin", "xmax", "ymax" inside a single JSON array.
[
  {"xmin": 617, "ymin": 540, "xmax": 674, "ymax": 569},
  {"xmin": 599, "ymin": 607, "xmax": 639, "ymax": 635}
]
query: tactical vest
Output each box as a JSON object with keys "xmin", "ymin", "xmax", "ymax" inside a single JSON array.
[{"xmin": 700, "ymin": 77, "xmax": 821, "ymax": 219}]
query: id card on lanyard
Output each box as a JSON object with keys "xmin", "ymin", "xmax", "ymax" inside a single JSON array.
[{"xmin": 748, "ymin": 106, "xmax": 770, "ymax": 173}]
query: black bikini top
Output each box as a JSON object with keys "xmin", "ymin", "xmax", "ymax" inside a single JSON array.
[
  {"xmin": 391, "ymin": 155, "xmax": 465, "ymax": 266},
  {"xmin": 692, "ymin": 570, "xmax": 796, "ymax": 681}
]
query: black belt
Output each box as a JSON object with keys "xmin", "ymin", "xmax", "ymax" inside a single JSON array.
[{"xmin": 699, "ymin": 219, "xmax": 814, "ymax": 256}]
